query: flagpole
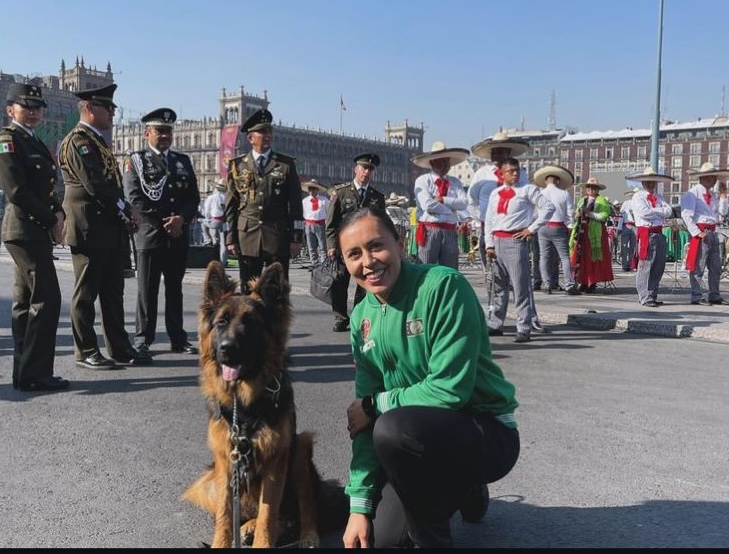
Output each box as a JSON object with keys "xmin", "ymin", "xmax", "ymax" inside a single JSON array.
[{"xmin": 650, "ymin": 0, "xmax": 664, "ymax": 171}]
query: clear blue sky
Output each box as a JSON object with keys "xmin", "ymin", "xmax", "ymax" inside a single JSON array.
[{"xmin": 3, "ymin": 0, "xmax": 729, "ymax": 150}]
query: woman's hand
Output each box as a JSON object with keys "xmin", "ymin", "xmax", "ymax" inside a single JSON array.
[
  {"xmin": 346, "ymin": 399, "xmax": 371, "ymax": 439},
  {"xmin": 343, "ymin": 513, "xmax": 372, "ymax": 548}
]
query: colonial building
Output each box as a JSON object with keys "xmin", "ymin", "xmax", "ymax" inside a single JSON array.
[
  {"xmin": 0, "ymin": 57, "xmax": 115, "ymax": 154},
  {"xmin": 113, "ymin": 86, "xmax": 426, "ymax": 199}
]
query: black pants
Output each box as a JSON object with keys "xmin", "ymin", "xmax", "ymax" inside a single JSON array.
[
  {"xmin": 5, "ymin": 240, "xmax": 62, "ymax": 386},
  {"xmin": 134, "ymin": 245, "xmax": 189, "ymax": 347},
  {"xmin": 237, "ymin": 253, "xmax": 290, "ymax": 294},
  {"xmin": 331, "ymin": 258, "xmax": 365, "ymax": 320},
  {"xmin": 371, "ymin": 406, "xmax": 520, "ymax": 548}
]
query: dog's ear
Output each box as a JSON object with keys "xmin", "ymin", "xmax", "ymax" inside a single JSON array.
[
  {"xmin": 202, "ymin": 261, "xmax": 238, "ymax": 306},
  {"xmin": 253, "ymin": 262, "xmax": 291, "ymax": 310}
]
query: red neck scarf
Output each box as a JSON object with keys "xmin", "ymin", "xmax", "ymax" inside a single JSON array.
[
  {"xmin": 497, "ymin": 186, "xmax": 516, "ymax": 214},
  {"xmin": 435, "ymin": 177, "xmax": 450, "ymax": 196},
  {"xmin": 703, "ymin": 190, "xmax": 712, "ymax": 205},
  {"xmin": 311, "ymin": 195, "xmax": 319, "ymax": 210},
  {"xmin": 494, "ymin": 167, "xmax": 504, "ymax": 185},
  {"xmin": 647, "ymin": 193, "xmax": 657, "ymax": 207}
]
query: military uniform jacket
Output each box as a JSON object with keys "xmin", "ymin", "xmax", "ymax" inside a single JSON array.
[
  {"xmin": 325, "ymin": 181, "xmax": 386, "ymax": 251},
  {"xmin": 122, "ymin": 147, "xmax": 200, "ymax": 250},
  {"xmin": 224, "ymin": 151, "xmax": 304, "ymax": 257},
  {"xmin": 59, "ymin": 123, "xmax": 132, "ymax": 248},
  {"xmin": 0, "ymin": 123, "xmax": 64, "ymax": 242}
]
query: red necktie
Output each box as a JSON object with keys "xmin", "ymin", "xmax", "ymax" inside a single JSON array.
[
  {"xmin": 497, "ymin": 187, "xmax": 516, "ymax": 214},
  {"xmin": 703, "ymin": 191, "xmax": 712, "ymax": 205},
  {"xmin": 435, "ymin": 177, "xmax": 450, "ymax": 196},
  {"xmin": 494, "ymin": 167, "xmax": 504, "ymax": 185},
  {"xmin": 647, "ymin": 193, "xmax": 657, "ymax": 207},
  {"xmin": 311, "ymin": 196, "xmax": 319, "ymax": 211}
]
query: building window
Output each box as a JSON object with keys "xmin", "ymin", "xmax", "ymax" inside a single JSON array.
[
  {"xmin": 638, "ymin": 145, "xmax": 647, "ymax": 158},
  {"xmin": 127, "ymin": 139, "xmax": 133, "ymax": 150},
  {"xmin": 689, "ymin": 155, "xmax": 700, "ymax": 168},
  {"xmin": 589, "ymin": 148, "xmax": 598, "ymax": 160},
  {"xmin": 690, "ymin": 143, "xmax": 701, "ymax": 154},
  {"xmin": 561, "ymin": 150, "xmax": 569, "ymax": 161},
  {"xmin": 672, "ymin": 182, "xmax": 681, "ymax": 193},
  {"xmin": 575, "ymin": 150, "xmax": 583, "ymax": 161},
  {"xmin": 533, "ymin": 147, "xmax": 540, "ymax": 156},
  {"xmin": 709, "ymin": 142, "xmax": 721, "ymax": 153},
  {"xmin": 671, "ymin": 144, "xmax": 683, "ymax": 155},
  {"xmin": 621, "ymin": 146, "xmax": 630, "ymax": 158},
  {"xmin": 658, "ymin": 145, "xmax": 665, "ymax": 155},
  {"xmin": 605, "ymin": 147, "xmax": 613, "ymax": 160},
  {"xmin": 206, "ymin": 155, "xmax": 215, "ymax": 170},
  {"xmin": 709, "ymin": 154, "xmax": 720, "ymax": 165},
  {"xmin": 671, "ymin": 157, "xmax": 682, "ymax": 168},
  {"xmin": 548, "ymin": 147, "xmax": 556, "ymax": 156},
  {"xmin": 193, "ymin": 134, "xmax": 201, "ymax": 148}
]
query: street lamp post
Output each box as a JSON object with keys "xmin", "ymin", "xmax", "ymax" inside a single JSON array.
[{"xmin": 650, "ymin": 0, "xmax": 665, "ymax": 171}]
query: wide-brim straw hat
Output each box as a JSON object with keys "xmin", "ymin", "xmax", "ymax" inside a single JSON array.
[
  {"xmin": 625, "ymin": 167, "xmax": 672, "ymax": 183},
  {"xmin": 686, "ymin": 161, "xmax": 729, "ymax": 178},
  {"xmin": 533, "ymin": 165, "xmax": 575, "ymax": 189},
  {"xmin": 411, "ymin": 141, "xmax": 470, "ymax": 169},
  {"xmin": 385, "ymin": 192, "xmax": 408, "ymax": 206},
  {"xmin": 301, "ymin": 179, "xmax": 327, "ymax": 193},
  {"xmin": 470, "ymin": 131, "xmax": 530, "ymax": 159},
  {"xmin": 213, "ymin": 180, "xmax": 227, "ymax": 193},
  {"xmin": 576, "ymin": 176, "xmax": 606, "ymax": 190}
]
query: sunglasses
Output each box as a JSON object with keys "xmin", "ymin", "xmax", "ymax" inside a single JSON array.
[{"xmin": 90, "ymin": 102, "xmax": 115, "ymax": 113}]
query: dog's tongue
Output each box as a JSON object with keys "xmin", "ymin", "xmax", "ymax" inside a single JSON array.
[{"xmin": 222, "ymin": 364, "xmax": 240, "ymax": 382}]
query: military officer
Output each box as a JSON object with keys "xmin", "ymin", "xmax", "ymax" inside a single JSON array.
[
  {"xmin": 59, "ymin": 83, "xmax": 151, "ymax": 369},
  {"xmin": 123, "ymin": 107, "xmax": 200, "ymax": 355},
  {"xmin": 225, "ymin": 108, "xmax": 304, "ymax": 294},
  {"xmin": 0, "ymin": 83, "xmax": 69, "ymax": 392},
  {"xmin": 325, "ymin": 153, "xmax": 386, "ymax": 332}
]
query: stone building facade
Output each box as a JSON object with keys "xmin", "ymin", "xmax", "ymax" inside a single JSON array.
[{"xmin": 113, "ymin": 86, "xmax": 426, "ymax": 200}]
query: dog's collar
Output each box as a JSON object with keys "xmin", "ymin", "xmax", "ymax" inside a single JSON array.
[{"xmin": 207, "ymin": 372, "xmax": 291, "ymax": 432}]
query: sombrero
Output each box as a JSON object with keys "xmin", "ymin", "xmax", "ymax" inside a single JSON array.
[
  {"xmin": 471, "ymin": 131, "xmax": 530, "ymax": 159},
  {"xmin": 213, "ymin": 180, "xmax": 227, "ymax": 193},
  {"xmin": 411, "ymin": 141, "xmax": 470, "ymax": 169},
  {"xmin": 686, "ymin": 161, "xmax": 729, "ymax": 178},
  {"xmin": 385, "ymin": 192, "xmax": 408, "ymax": 206},
  {"xmin": 576, "ymin": 177, "xmax": 606, "ymax": 190},
  {"xmin": 625, "ymin": 167, "xmax": 672, "ymax": 183},
  {"xmin": 532, "ymin": 165, "xmax": 575, "ymax": 189},
  {"xmin": 301, "ymin": 179, "xmax": 327, "ymax": 193}
]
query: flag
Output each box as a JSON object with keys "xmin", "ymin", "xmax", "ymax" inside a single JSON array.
[{"xmin": 340, "ymin": 95, "xmax": 346, "ymax": 112}]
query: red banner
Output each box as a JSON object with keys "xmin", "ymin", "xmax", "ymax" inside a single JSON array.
[{"xmin": 219, "ymin": 125, "xmax": 240, "ymax": 178}]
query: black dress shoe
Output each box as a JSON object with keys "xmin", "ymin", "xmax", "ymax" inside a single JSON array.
[
  {"xmin": 77, "ymin": 352, "xmax": 118, "ymax": 369},
  {"xmin": 691, "ymin": 298, "xmax": 711, "ymax": 306},
  {"xmin": 488, "ymin": 327, "xmax": 503, "ymax": 337},
  {"xmin": 460, "ymin": 484, "xmax": 490, "ymax": 524},
  {"xmin": 332, "ymin": 319, "xmax": 350, "ymax": 332},
  {"xmin": 513, "ymin": 333, "xmax": 531, "ymax": 343},
  {"xmin": 136, "ymin": 343, "xmax": 151, "ymax": 354},
  {"xmin": 531, "ymin": 321, "xmax": 549, "ymax": 334},
  {"xmin": 115, "ymin": 348, "xmax": 153, "ymax": 366},
  {"xmin": 18, "ymin": 375, "xmax": 70, "ymax": 392},
  {"xmin": 566, "ymin": 286, "xmax": 580, "ymax": 296},
  {"xmin": 171, "ymin": 341, "xmax": 198, "ymax": 354},
  {"xmin": 709, "ymin": 297, "xmax": 728, "ymax": 305},
  {"xmin": 642, "ymin": 300, "xmax": 660, "ymax": 308}
]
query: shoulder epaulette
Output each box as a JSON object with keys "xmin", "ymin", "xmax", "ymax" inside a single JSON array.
[
  {"xmin": 271, "ymin": 152, "xmax": 295, "ymax": 163},
  {"xmin": 333, "ymin": 182, "xmax": 351, "ymax": 190}
]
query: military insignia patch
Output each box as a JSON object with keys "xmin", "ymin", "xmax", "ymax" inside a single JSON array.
[
  {"xmin": 405, "ymin": 318, "xmax": 424, "ymax": 337},
  {"xmin": 78, "ymin": 145, "xmax": 89, "ymax": 155},
  {"xmin": 0, "ymin": 142, "xmax": 14, "ymax": 154}
]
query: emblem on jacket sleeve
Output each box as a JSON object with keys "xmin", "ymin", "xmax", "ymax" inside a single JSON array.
[{"xmin": 406, "ymin": 318, "xmax": 424, "ymax": 337}]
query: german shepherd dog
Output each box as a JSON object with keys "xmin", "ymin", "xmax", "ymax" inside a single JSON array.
[{"xmin": 183, "ymin": 261, "xmax": 326, "ymax": 548}]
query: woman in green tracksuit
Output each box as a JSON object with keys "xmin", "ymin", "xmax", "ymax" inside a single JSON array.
[{"xmin": 338, "ymin": 207, "xmax": 520, "ymax": 548}]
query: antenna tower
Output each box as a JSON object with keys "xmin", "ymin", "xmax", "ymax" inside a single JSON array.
[{"xmin": 547, "ymin": 89, "xmax": 557, "ymax": 131}]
